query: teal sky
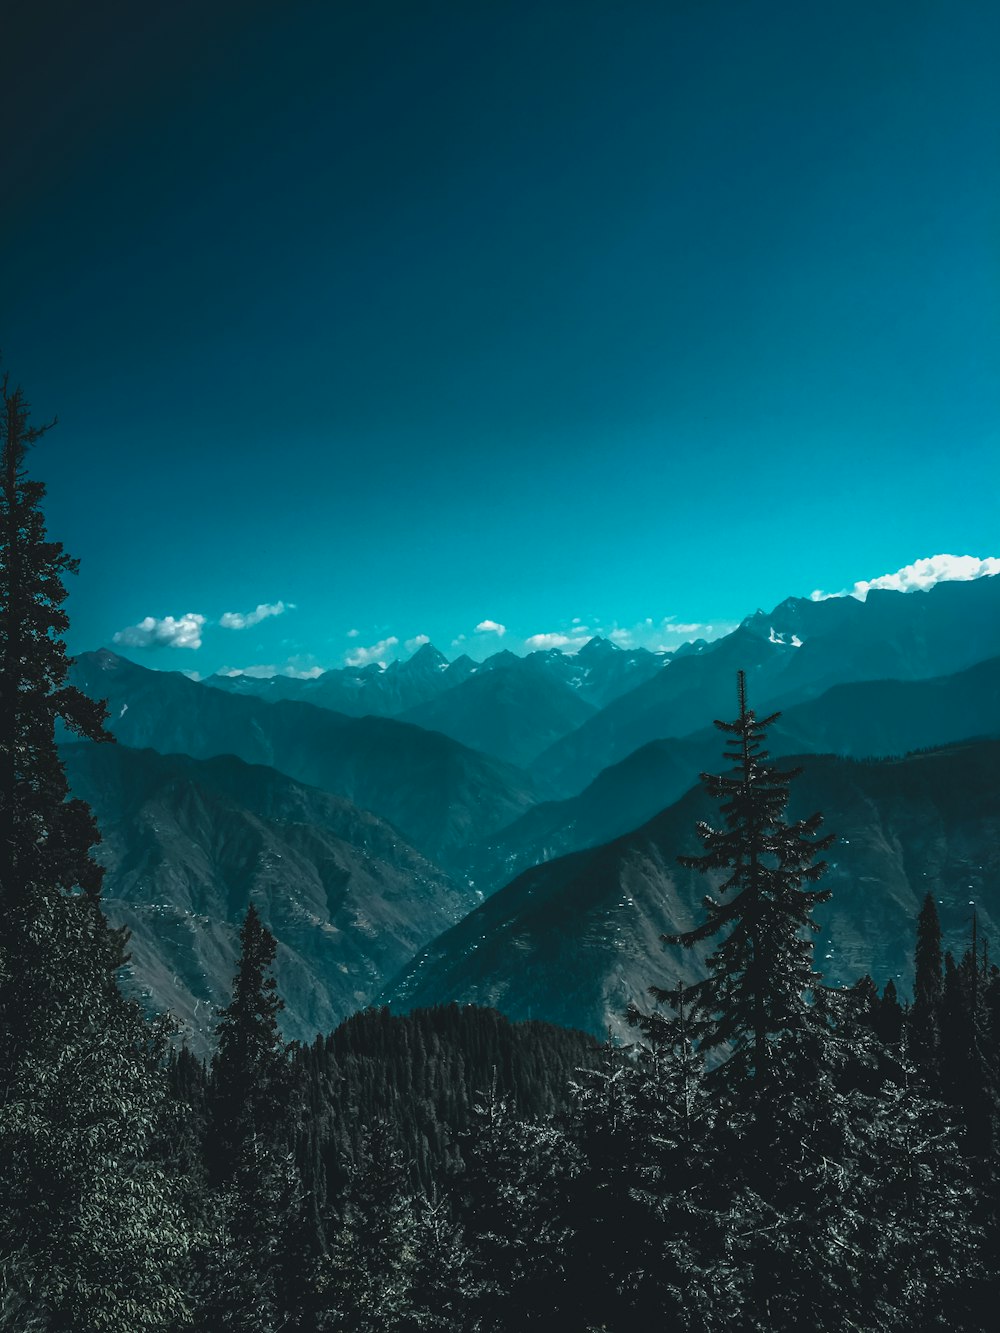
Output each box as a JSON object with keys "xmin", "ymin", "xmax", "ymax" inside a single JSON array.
[{"xmin": 4, "ymin": 1, "xmax": 998, "ymax": 677}]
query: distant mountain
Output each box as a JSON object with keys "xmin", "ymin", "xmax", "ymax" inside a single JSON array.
[
  {"xmin": 206, "ymin": 641, "xmax": 473, "ymax": 716},
  {"xmin": 204, "ymin": 637, "xmax": 665, "ymax": 770},
  {"xmin": 65, "ymin": 742, "xmax": 474, "ymax": 1054},
  {"xmin": 531, "ymin": 575, "xmax": 1000, "ymax": 795},
  {"xmin": 399, "ymin": 656, "xmax": 599, "ymax": 767},
  {"xmin": 70, "ymin": 650, "xmax": 537, "ymax": 869},
  {"xmin": 503, "ymin": 637, "xmax": 666, "ymax": 709},
  {"xmin": 472, "ymin": 654, "xmax": 1000, "ymax": 893},
  {"xmin": 384, "ymin": 741, "xmax": 1000, "ymax": 1038}
]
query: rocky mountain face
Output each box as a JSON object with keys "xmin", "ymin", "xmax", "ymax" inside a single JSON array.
[
  {"xmin": 69, "ymin": 650, "xmax": 537, "ymax": 869},
  {"xmin": 384, "ymin": 741, "xmax": 1000, "ymax": 1038},
  {"xmin": 65, "ymin": 742, "xmax": 474, "ymax": 1054}
]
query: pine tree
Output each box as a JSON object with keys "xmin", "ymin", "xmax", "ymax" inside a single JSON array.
[
  {"xmin": 460, "ymin": 1079, "xmax": 580, "ymax": 1328},
  {"xmin": 912, "ymin": 891, "xmax": 944, "ymax": 1076},
  {"xmin": 0, "ymin": 375, "xmax": 191, "ymax": 1329},
  {"xmin": 938, "ymin": 914, "xmax": 1000, "ymax": 1159},
  {"xmin": 319, "ymin": 1121, "xmax": 423, "ymax": 1331},
  {"xmin": 663, "ymin": 669, "xmax": 834, "ymax": 1088},
  {"xmin": 208, "ymin": 903, "xmax": 288, "ymax": 1183},
  {"xmin": 875, "ymin": 978, "xmax": 905, "ymax": 1045},
  {"xmin": 198, "ymin": 908, "xmax": 307, "ymax": 1329},
  {"xmin": 618, "ymin": 994, "xmax": 739, "ymax": 1330}
]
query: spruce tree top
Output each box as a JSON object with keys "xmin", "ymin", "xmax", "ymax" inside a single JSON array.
[
  {"xmin": 661, "ymin": 670, "xmax": 834, "ymax": 1083},
  {"xmin": 209, "ymin": 903, "xmax": 288, "ymax": 1178},
  {"xmin": 0, "ymin": 375, "xmax": 112, "ymax": 907}
]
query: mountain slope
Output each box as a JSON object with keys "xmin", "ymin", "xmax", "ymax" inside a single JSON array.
[
  {"xmin": 65, "ymin": 743, "xmax": 474, "ymax": 1052},
  {"xmin": 531, "ymin": 574, "xmax": 1000, "ymax": 795},
  {"xmin": 472, "ymin": 654, "xmax": 1000, "ymax": 891},
  {"xmin": 69, "ymin": 650, "xmax": 537, "ymax": 869},
  {"xmin": 385, "ymin": 742, "xmax": 1000, "ymax": 1037},
  {"xmin": 400, "ymin": 659, "xmax": 598, "ymax": 767}
]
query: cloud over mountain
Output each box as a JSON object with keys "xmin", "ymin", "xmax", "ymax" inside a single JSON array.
[
  {"xmin": 113, "ymin": 613, "xmax": 206, "ymax": 650},
  {"xmin": 345, "ymin": 636, "xmax": 399, "ymax": 667},
  {"xmin": 813, "ymin": 554, "xmax": 1000, "ymax": 602},
  {"xmin": 219, "ymin": 600, "xmax": 290, "ymax": 630}
]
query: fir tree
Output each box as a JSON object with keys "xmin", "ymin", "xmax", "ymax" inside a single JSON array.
[
  {"xmin": 663, "ymin": 669, "xmax": 834, "ymax": 1088},
  {"xmin": 208, "ymin": 903, "xmax": 288, "ymax": 1182},
  {"xmin": 0, "ymin": 377, "xmax": 112, "ymax": 912},
  {"xmin": 460, "ymin": 1078, "xmax": 581, "ymax": 1328},
  {"xmin": 912, "ymin": 891, "xmax": 944, "ymax": 1076},
  {"xmin": 874, "ymin": 977, "xmax": 905, "ymax": 1046},
  {"xmin": 319, "ymin": 1121, "xmax": 423, "ymax": 1332},
  {"xmin": 199, "ymin": 909, "xmax": 306, "ymax": 1329},
  {"xmin": 0, "ymin": 375, "xmax": 191, "ymax": 1330}
]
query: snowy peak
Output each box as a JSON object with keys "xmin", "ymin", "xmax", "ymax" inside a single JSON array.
[{"xmin": 575, "ymin": 635, "xmax": 621, "ymax": 661}]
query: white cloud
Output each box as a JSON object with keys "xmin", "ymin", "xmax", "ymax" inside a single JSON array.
[
  {"xmin": 219, "ymin": 601, "xmax": 290, "ymax": 630},
  {"xmin": 405, "ymin": 634, "xmax": 430, "ymax": 653},
  {"xmin": 113, "ymin": 613, "xmax": 206, "ymax": 650},
  {"xmin": 345, "ymin": 636, "xmax": 399, "ymax": 668},
  {"xmin": 524, "ymin": 632, "xmax": 580, "ymax": 652},
  {"xmin": 608, "ymin": 628, "xmax": 633, "ymax": 646},
  {"xmin": 812, "ymin": 554, "xmax": 1000, "ymax": 602},
  {"xmin": 571, "ymin": 624, "xmax": 591, "ymax": 636},
  {"xmin": 475, "ymin": 619, "xmax": 506, "ymax": 637},
  {"xmin": 346, "ymin": 628, "xmax": 360, "ymax": 638}
]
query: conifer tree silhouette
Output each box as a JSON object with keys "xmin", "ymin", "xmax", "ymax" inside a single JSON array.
[{"xmin": 662, "ymin": 670, "xmax": 834, "ymax": 1087}]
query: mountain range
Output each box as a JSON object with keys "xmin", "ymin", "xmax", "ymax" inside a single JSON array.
[
  {"xmin": 65, "ymin": 742, "xmax": 473, "ymax": 1053},
  {"xmin": 384, "ymin": 740, "xmax": 1000, "ymax": 1037},
  {"xmin": 65, "ymin": 571, "xmax": 1000, "ymax": 1042},
  {"xmin": 69, "ymin": 649, "xmax": 537, "ymax": 869},
  {"xmin": 470, "ymin": 652, "xmax": 1000, "ymax": 893}
]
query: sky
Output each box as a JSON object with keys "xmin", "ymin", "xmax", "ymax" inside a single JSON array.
[{"xmin": 3, "ymin": 0, "xmax": 998, "ymax": 678}]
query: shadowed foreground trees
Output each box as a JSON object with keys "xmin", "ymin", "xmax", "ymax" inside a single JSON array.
[{"xmin": 0, "ymin": 376, "xmax": 191, "ymax": 1330}]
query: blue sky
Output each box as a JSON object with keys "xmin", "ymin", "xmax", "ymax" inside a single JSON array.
[{"xmin": 4, "ymin": 1, "xmax": 998, "ymax": 677}]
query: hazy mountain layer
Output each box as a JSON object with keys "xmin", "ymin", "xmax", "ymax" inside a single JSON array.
[
  {"xmin": 385, "ymin": 742, "xmax": 1000, "ymax": 1038},
  {"xmin": 531, "ymin": 575, "xmax": 1000, "ymax": 795},
  {"xmin": 204, "ymin": 636, "xmax": 665, "ymax": 768},
  {"xmin": 400, "ymin": 658, "xmax": 599, "ymax": 767},
  {"xmin": 205, "ymin": 641, "xmax": 472, "ymax": 716},
  {"xmin": 70, "ymin": 650, "xmax": 537, "ymax": 868},
  {"xmin": 65, "ymin": 742, "xmax": 474, "ymax": 1053},
  {"xmin": 472, "ymin": 655, "xmax": 1000, "ymax": 892}
]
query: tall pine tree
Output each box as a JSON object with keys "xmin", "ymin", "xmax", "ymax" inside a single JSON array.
[
  {"xmin": 0, "ymin": 374, "xmax": 190, "ymax": 1330},
  {"xmin": 912, "ymin": 891, "xmax": 944, "ymax": 1076},
  {"xmin": 208, "ymin": 903, "xmax": 289, "ymax": 1182},
  {"xmin": 662, "ymin": 669, "xmax": 834, "ymax": 1087}
]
